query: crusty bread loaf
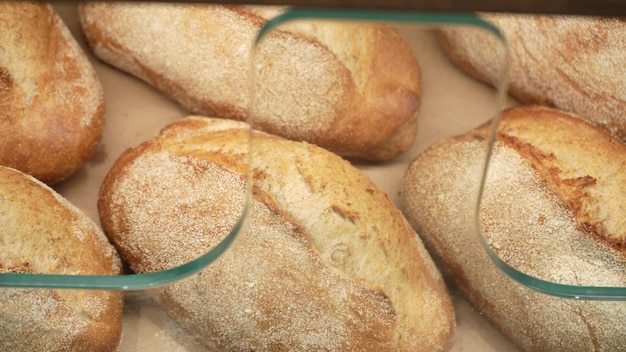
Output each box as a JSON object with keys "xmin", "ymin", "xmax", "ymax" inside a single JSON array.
[
  {"xmin": 97, "ymin": 116, "xmax": 454, "ymax": 351},
  {"xmin": 438, "ymin": 15, "xmax": 626, "ymax": 142},
  {"xmin": 78, "ymin": 2, "xmax": 421, "ymax": 161},
  {"xmin": 0, "ymin": 166, "xmax": 123, "ymax": 351},
  {"xmin": 400, "ymin": 105, "xmax": 626, "ymax": 352},
  {"xmin": 0, "ymin": 1, "xmax": 105, "ymax": 185}
]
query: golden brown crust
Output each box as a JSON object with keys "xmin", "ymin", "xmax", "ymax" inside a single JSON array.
[
  {"xmin": 78, "ymin": 2, "xmax": 420, "ymax": 161},
  {"xmin": 98, "ymin": 116, "xmax": 454, "ymax": 351},
  {"xmin": 400, "ymin": 105, "xmax": 626, "ymax": 352},
  {"xmin": 0, "ymin": 166, "xmax": 123, "ymax": 351},
  {"xmin": 474, "ymin": 106, "xmax": 626, "ymax": 254},
  {"xmin": 438, "ymin": 15, "xmax": 626, "ymax": 143},
  {"xmin": 0, "ymin": 2, "xmax": 105, "ymax": 185}
]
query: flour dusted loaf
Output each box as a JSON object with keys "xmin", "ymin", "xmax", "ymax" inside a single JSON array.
[
  {"xmin": 0, "ymin": 2, "xmax": 105, "ymax": 184},
  {"xmin": 0, "ymin": 166, "xmax": 123, "ymax": 351},
  {"xmin": 439, "ymin": 15, "xmax": 626, "ymax": 142},
  {"xmin": 98, "ymin": 116, "xmax": 454, "ymax": 351},
  {"xmin": 400, "ymin": 105, "xmax": 626, "ymax": 352},
  {"xmin": 79, "ymin": 2, "xmax": 421, "ymax": 161}
]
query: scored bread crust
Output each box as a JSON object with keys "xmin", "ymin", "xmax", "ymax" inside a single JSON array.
[
  {"xmin": 0, "ymin": 2, "xmax": 105, "ymax": 184},
  {"xmin": 438, "ymin": 15, "xmax": 626, "ymax": 143},
  {"xmin": 475, "ymin": 106, "xmax": 626, "ymax": 255},
  {"xmin": 78, "ymin": 2, "xmax": 421, "ymax": 161},
  {"xmin": 400, "ymin": 105, "xmax": 626, "ymax": 352},
  {"xmin": 0, "ymin": 166, "xmax": 123, "ymax": 352},
  {"xmin": 98, "ymin": 116, "xmax": 454, "ymax": 351}
]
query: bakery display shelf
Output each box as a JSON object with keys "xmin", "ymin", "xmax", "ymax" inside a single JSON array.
[
  {"xmin": 2, "ymin": 2, "xmax": 625, "ymax": 351},
  {"xmin": 8, "ymin": 2, "xmax": 623, "ymax": 298},
  {"xmin": 2, "ymin": 6, "xmax": 509, "ymax": 290}
]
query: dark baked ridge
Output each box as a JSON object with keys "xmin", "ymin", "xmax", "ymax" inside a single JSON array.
[
  {"xmin": 473, "ymin": 105, "xmax": 626, "ymax": 256},
  {"xmin": 400, "ymin": 105, "xmax": 626, "ymax": 352}
]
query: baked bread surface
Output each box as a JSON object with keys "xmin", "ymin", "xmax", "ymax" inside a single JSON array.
[
  {"xmin": 0, "ymin": 2, "xmax": 105, "ymax": 184},
  {"xmin": 0, "ymin": 166, "xmax": 123, "ymax": 352},
  {"xmin": 439, "ymin": 15, "xmax": 626, "ymax": 142},
  {"xmin": 400, "ymin": 105, "xmax": 626, "ymax": 352},
  {"xmin": 98, "ymin": 116, "xmax": 454, "ymax": 351},
  {"xmin": 79, "ymin": 2, "xmax": 421, "ymax": 161}
]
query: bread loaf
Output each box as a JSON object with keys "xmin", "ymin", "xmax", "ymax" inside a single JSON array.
[
  {"xmin": 0, "ymin": 166, "xmax": 123, "ymax": 351},
  {"xmin": 400, "ymin": 105, "xmax": 626, "ymax": 352},
  {"xmin": 97, "ymin": 116, "xmax": 454, "ymax": 351},
  {"xmin": 438, "ymin": 15, "xmax": 626, "ymax": 142},
  {"xmin": 0, "ymin": 1, "xmax": 105, "ymax": 184},
  {"xmin": 78, "ymin": 2, "xmax": 421, "ymax": 161}
]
